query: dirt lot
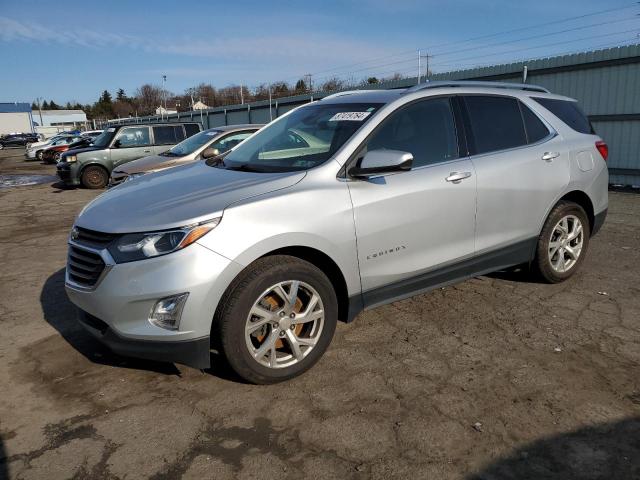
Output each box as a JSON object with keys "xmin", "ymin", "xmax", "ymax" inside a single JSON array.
[{"xmin": 0, "ymin": 147, "xmax": 639, "ymax": 479}]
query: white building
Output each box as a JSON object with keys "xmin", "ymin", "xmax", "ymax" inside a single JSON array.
[
  {"xmin": 192, "ymin": 100, "xmax": 209, "ymax": 110},
  {"xmin": 0, "ymin": 103, "xmax": 34, "ymax": 135},
  {"xmin": 32, "ymin": 109, "xmax": 87, "ymax": 127},
  {"xmin": 155, "ymin": 106, "xmax": 177, "ymax": 115}
]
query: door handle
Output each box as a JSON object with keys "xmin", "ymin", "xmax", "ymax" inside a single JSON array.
[
  {"xmin": 542, "ymin": 151, "xmax": 560, "ymax": 162},
  {"xmin": 445, "ymin": 171, "xmax": 472, "ymax": 183},
  {"xmin": 143, "ymin": 149, "xmax": 151, "ymax": 153}
]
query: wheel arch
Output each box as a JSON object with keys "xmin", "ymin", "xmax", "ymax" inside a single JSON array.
[
  {"xmin": 258, "ymin": 246, "xmax": 352, "ymax": 323},
  {"xmin": 558, "ymin": 190, "xmax": 595, "ymax": 234}
]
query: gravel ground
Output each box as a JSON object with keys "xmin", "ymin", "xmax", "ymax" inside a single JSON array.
[{"xmin": 0, "ymin": 148, "xmax": 639, "ymax": 479}]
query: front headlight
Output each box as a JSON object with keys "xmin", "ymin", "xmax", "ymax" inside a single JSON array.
[
  {"xmin": 65, "ymin": 155, "xmax": 77, "ymax": 163},
  {"xmin": 107, "ymin": 218, "xmax": 221, "ymax": 263},
  {"xmin": 124, "ymin": 172, "xmax": 145, "ymax": 182}
]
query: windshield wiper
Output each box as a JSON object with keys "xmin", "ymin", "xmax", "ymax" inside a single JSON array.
[
  {"xmin": 224, "ymin": 163, "xmax": 263, "ymax": 172},
  {"xmin": 160, "ymin": 151, "xmax": 179, "ymax": 157}
]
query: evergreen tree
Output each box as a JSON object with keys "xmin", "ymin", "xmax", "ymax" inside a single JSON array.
[
  {"xmin": 116, "ymin": 88, "xmax": 127, "ymax": 101},
  {"xmin": 31, "ymin": 101, "xmax": 38, "ymax": 110},
  {"xmin": 42, "ymin": 100, "xmax": 50, "ymax": 109},
  {"xmin": 49, "ymin": 100, "xmax": 59, "ymax": 109}
]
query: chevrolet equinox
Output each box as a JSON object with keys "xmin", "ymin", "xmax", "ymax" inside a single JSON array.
[{"xmin": 65, "ymin": 81, "xmax": 608, "ymax": 383}]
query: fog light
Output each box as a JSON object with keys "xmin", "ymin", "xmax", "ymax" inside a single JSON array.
[{"xmin": 149, "ymin": 293, "xmax": 189, "ymax": 330}]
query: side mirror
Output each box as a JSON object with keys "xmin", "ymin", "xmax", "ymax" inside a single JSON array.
[
  {"xmin": 202, "ymin": 147, "xmax": 220, "ymax": 159},
  {"xmin": 348, "ymin": 149, "xmax": 413, "ymax": 178},
  {"xmin": 113, "ymin": 139, "xmax": 121, "ymax": 148}
]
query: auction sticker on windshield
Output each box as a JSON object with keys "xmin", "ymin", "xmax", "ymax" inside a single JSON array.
[{"xmin": 329, "ymin": 112, "xmax": 371, "ymax": 122}]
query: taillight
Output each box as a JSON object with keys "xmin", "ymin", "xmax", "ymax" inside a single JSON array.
[{"xmin": 595, "ymin": 141, "xmax": 608, "ymax": 161}]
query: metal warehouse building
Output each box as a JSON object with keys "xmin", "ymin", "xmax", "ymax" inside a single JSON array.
[
  {"xmin": 32, "ymin": 109, "xmax": 87, "ymax": 128},
  {"xmin": 107, "ymin": 44, "xmax": 640, "ymax": 185},
  {"xmin": 0, "ymin": 103, "xmax": 34, "ymax": 135}
]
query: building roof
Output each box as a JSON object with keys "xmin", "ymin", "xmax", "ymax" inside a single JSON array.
[
  {"xmin": 32, "ymin": 109, "xmax": 86, "ymax": 116},
  {"xmin": 0, "ymin": 102, "xmax": 31, "ymax": 113}
]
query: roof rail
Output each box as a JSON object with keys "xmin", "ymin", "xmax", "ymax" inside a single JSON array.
[
  {"xmin": 322, "ymin": 89, "xmax": 380, "ymax": 100},
  {"xmin": 404, "ymin": 81, "xmax": 550, "ymax": 94}
]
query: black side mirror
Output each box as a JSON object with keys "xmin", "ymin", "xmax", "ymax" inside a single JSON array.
[
  {"xmin": 113, "ymin": 139, "xmax": 121, "ymax": 148},
  {"xmin": 348, "ymin": 150, "xmax": 413, "ymax": 178},
  {"xmin": 202, "ymin": 147, "xmax": 220, "ymax": 159}
]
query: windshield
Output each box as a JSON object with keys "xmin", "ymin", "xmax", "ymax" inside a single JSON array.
[
  {"xmin": 92, "ymin": 128, "xmax": 116, "ymax": 148},
  {"xmin": 166, "ymin": 129, "xmax": 221, "ymax": 156},
  {"xmin": 218, "ymin": 102, "xmax": 383, "ymax": 172}
]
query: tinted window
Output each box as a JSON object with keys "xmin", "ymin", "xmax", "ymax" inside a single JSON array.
[
  {"xmin": 367, "ymin": 97, "xmax": 458, "ymax": 168},
  {"xmin": 212, "ymin": 131, "xmax": 254, "ymax": 153},
  {"xmin": 520, "ymin": 103, "xmax": 550, "ymax": 144},
  {"xmin": 532, "ymin": 97, "xmax": 594, "ymax": 134},
  {"xmin": 464, "ymin": 96, "xmax": 527, "ymax": 154},
  {"xmin": 153, "ymin": 125, "xmax": 184, "ymax": 145},
  {"xmin": 184, "ymin": 124, "xmax": 200, "ymax": 137},
  {"xmin": 115, "ymin": 127, "xmax": 150, "ymax": 147}
]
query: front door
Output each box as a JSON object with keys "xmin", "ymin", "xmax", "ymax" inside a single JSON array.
[
  {"xmin": 347, "ymin": 97, "xmax": 477, "ymax": 307},
  {"xmin": 110, "ymin": 126, "xmax": 152, "ymax": 168}
]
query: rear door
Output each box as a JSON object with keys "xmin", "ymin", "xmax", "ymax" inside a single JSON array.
[
  {"xmin": 110, "ymin": 126, "xmax": 152, "ymax": 168},
  {"xmin": 462, "ymin": 95, "xmax": 569, "ymax": 255},
  {"xmin": 347, "ymin": 96, "xmax": 477, "ymax": 305},
  {"xmin": 152, "ymin": 125, "xmax": 186, "ymax": 155}
]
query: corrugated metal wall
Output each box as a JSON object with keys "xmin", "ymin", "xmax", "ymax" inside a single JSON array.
[{"xmin": 106, "ymin": 44, "xmax": 640, "ymax": 185}]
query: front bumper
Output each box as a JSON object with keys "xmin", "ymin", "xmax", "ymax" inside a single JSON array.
[
  {"xmin": 79, "ymin": 310, "xmax": 211, "ymax": 368},
  {"xmin": 56, "ymin": 161, "xmax": 80, "ymax": 185},
  {"xmin": 65, "ymin": 241, "xmax": 243, "ymax": 369}
]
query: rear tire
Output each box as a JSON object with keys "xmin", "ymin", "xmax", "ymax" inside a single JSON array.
[
  {"xmin": 213, "ymin": 255, "xmax": 338, "ymax": 384},
  {"xmin": 81, "ymin": 165, "xmax": 109, "ymax": 189},
  {"xmin": 533, "ymin": 201, "xmax": 590, "ymax": 283}
]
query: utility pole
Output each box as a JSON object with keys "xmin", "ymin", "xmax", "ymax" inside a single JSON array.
[
  {"xmin": 268, "ymin": 84, "xmax": 273, "ymax": 121},
  {"xmin": 304, "ymin": 74, "xmax": 313, "ymax": 93},
  {"xmin": 36, "ymin": 97, "xmax": 44, "ymax": 127},
  {"xmin": 417, "ymin": 50, "xmax": 432, "ymax": 84},
  {"xmin": 161, "ymin": 75, "xmax": 167, "ymax": 121},
  {"xmin": 240, "ymin": 84, "xmax": 244, "ymax": 105}
]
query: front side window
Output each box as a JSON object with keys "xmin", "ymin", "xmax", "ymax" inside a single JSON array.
[
  {"xmin": 365, "ymin": 97, "xmax": 458, "ymax": 168},
  {"xmin": 532, "ymin": 97, "xmax": 594, "ymax": 135},
  {"xmin": 218, "ymin": 102, "xmax": 383, "ymax": 172},
  {"xmin": 212, "ymin": 131, "xmax": 254, "ymax": 154},
  {"xmin": 464, "ymin": 95, "xmax": 527, "ymax": 155},
  {"xmin": 114, "ymin": 127, "xmax": 150, "ymax": 148}
]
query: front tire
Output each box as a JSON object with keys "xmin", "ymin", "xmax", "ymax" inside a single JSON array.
[
  {"xmin": 36, "ymin": 150, "xmax": 43, "ymax": 160},
  {"xmin": 81, "ymin": 165, "xmax": 109, "ymax": 189},
  {"xmin": 533, "ymin": 201, "xmax": 590, "ymax": 283},
  {"xmin": 213, "ymin": 255, "xmax": 338, "ymax": 384}
]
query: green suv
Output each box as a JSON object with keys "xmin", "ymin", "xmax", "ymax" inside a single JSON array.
[{"xmin": 56, "ymin": 122, "xmax": 202, "ymax": 188}]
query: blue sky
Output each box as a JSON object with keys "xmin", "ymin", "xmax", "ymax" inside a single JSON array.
[{"xmin": 0, "ymin": 0, "xmax": 637, "ymax": 104}]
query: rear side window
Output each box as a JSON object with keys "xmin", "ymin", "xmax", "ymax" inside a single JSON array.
[
  {"xmin": 464, "ymin": 96, "xmax": 527, "ymax": 155},
  {"xmin": 153, "ymin": 125, "xmax": 184, "ymax": 145},
  {"xmin": 184, "ymin": 124, "xmax": 200, "ymax": 137},
  {"xmin": 520, "ymin": 103, "xmax": 551, "ymax": 144},
  {"xmin": 367, "ymin": 97, "xmax": 459, "ymax": 168},
  {"xmin": 532, "ymin": 97, "xmax": 594, "ymax": 134}
]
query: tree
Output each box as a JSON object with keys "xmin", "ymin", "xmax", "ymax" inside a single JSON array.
[
  {"xmin": 31, "ymin": 101, "xmax": 38, "ymax": 110},
  {"xmin": 48, "ymin": 100, "xmax": 60, "ymax": 109},
  {"xmin": 42, "ymin": 100, "xmax": 50, "ymax": 109},
  {"xmin": 321, "ymin": 77, "xmax": 344, "ymax": 92},
  {"xmin": 367, "ymin": 77, "xmax": 379, "ymax": 84},
  {"xmin": 116, "ymin": 88, "xmax": 127, "ymax": 102},
  {"xmin": 294, "ymin": 79, "xmax": 307, "ymax": 93},
  {"xmin": 134, "ymin": 84, "xmax": 164, "ymax": 115}
]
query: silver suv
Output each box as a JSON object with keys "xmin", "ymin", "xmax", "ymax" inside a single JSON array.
[{"xmin": 65, "ymin": 82, "xmax": 608, "ymax": 384}]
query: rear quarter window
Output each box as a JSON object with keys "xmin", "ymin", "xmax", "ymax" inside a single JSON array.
[{"xmin": 532, "ymin": 97, "xmax": 594, "ymax": 135}]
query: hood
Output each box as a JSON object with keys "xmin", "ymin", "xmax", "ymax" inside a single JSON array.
[
  {"xmin": 76, "ymin": 161, "xmax": 306, "ymax": 233},
  {"xmin": 114, "ymin": 154, "xmax": 181, "ymax": 175},
  {"xmin": 63, "ymin": 145, "xmax": 102, "ymax": 157}
]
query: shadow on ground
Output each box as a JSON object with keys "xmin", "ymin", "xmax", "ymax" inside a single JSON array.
[
  {"xmin": 40, "ymin": 268, "xmax": 244, "ymax": 382},
  {"xmin": 469, "ymin": 417, "xmax": 640, "ymax": 480},
  {"xmin": 40, "ymin": 268, "xmax": 180, "ymax": 376},
  {"xmin": 0, "ymin": 434, "xmax": 8, "ymax": 480}
]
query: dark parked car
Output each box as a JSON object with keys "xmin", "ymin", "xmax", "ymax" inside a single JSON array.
[
  {"xmin": 0, "ymin": 133, "xmax": 40, "ymax": 149},
  {"xmin": 57, "ymin": 122, "xmax": 202, "ymax": 188},
  {"xmin": 42, "ymin": 136, "xmax": 90, "ymax": 163}
]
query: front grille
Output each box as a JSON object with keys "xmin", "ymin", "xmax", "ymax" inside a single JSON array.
[
  {"xmin": 75, "ymin": 227, "xmax": 117, "ymax": 247},
  {"xmin": 67, "ymin": 246, "xmax": 106, "ymax": 288}
]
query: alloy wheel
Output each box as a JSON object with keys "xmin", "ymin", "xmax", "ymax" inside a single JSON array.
[
  {"xmin": 548, "ymin": 215, "xmax": 584, "ymax": 273},
  {"xmin": 245, "ymin": 280, "xmax": 324, "ymax": 369}
]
